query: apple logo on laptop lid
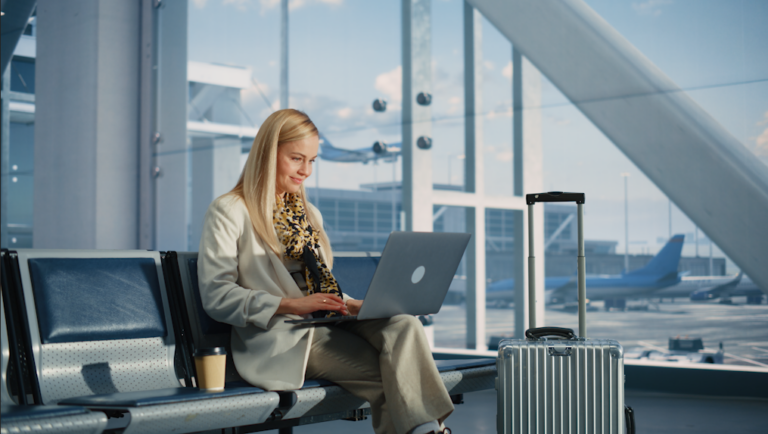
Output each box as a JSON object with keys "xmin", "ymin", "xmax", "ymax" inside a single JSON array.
[{"xmin": 411, "ymin": 265, "xmax": 426, "ymax": 284}]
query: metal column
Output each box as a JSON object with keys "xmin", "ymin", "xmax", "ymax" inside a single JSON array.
[
  {"xmin": 0, "ymin": 68, "xmax": 10, "ymax": 248},
  {"xmin": 153, "ymin": 0, "xmax": 189, "ymax": 251},
  {"xmin": 463, "ymin": 1, "xmax": 486, "ymax": 350},
  {"xmin": 280, "ymin": 0, "xmax": 289, "ymax": 109},
  {"xmin": 33, "ymin": 0, "xmax": 141, "ymax": 249},
  {"xmin": 401, "ymin": 0, "xmax": 433, "ymax": 232},
  {"xmin": 138, "ymin": 0, "xmax": 157, "ymax": 250}
]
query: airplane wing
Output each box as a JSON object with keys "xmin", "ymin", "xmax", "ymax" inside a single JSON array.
[{"xmin": 690, "ymin": 273, "xmax": 743, "ymax": 301}]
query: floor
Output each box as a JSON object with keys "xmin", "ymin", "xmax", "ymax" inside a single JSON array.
[{"xmin": 272, "ymin": 388, "xmax": 768, "ymax": 433}]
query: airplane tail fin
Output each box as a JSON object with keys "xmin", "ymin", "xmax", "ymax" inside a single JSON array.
[
  {"xmin": 625, "ymin": 234, "xmax": 685, "ymax": 278},
  {"xmin": 318, "ymin": 133, "xmax": 335, "ymax": 152}
]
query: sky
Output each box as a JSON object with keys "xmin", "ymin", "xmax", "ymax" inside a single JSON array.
[{"xmin": 188, "ymin": 0, "xmax": 768, "ymax": 266}]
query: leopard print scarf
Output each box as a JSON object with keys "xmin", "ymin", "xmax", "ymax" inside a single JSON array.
[{"xmin": 274, "ymin": 193, "xmax": 343, "ymax": 317}]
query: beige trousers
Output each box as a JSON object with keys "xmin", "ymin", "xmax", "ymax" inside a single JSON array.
[{"xmin": 305, "ymin": 315, "xmax": 454, "ymax": 434}]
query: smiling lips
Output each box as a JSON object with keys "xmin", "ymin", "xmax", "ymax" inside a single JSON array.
[{"xmin": 290, "ymin": 176, "xmax": 304, "ymax": 185}]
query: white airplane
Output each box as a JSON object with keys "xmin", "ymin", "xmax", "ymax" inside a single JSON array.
[{"xmin": 318, "ymin": 134, "xmax": 401, "ymax": 164}]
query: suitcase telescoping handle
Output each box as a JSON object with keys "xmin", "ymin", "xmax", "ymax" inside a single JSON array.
[{"xmin": 525, "ymin": 192, "xmax": 587, "ymax": 338}]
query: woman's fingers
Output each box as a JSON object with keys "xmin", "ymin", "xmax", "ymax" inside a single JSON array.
[
  {"xmin": 309, "ymin": 293, "xmax": 347, "ymax": 314},
  {"xmin": 346, "ymin": 299, "xmax": 362, "ymax": 316},
  {"xmin": 319, "ymin": 294, "xmax": 344, "ymax": 304}
]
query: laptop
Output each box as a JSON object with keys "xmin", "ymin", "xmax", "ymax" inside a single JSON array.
[{"xmin": 285, "ymin": 231, "xmax": 471, "ymax": 325}]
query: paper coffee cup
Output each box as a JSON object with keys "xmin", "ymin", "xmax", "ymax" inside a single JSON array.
[{"xmin": 193, "ymin": 347, "xmax": 227, "ymax": 391}]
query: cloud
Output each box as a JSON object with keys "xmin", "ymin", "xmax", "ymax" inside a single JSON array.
[
  {"xmin": 258, "ymin": 0, "xmax": 343, "ymax": 13},
  {"xmin": 225, "ymin": 0, "xmax": 255, "ymax": 11},
  {"xmin": 337, "ymin": 107, "xmax": 352, "ymax": 119},
  {"xmin": 375, "ymin": 65, "xmax": 402, "ymax": 104},
  {"xmin": 483, "ymin": 60, "xmax": 495, "ymax": 71},
  {"xmin": 502, "ymin": 61, "xmax": 513, "ymax": 79},
  {"xmin": 632, "ymin": 0, "xmax": 672, "ymax": 16},
  {"xmin": 495, "ymin": 151, "xmax": 513, "ymax": 162},
  {"xmin": 758, "ymin": 110, "xmax": 768, "ymax": 126},
  {"xmin": 192, "ymin": 0, "xmax": 209, "ymax": 8}
]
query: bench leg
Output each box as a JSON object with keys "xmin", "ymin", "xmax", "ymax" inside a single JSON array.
[{"xmin": 278, "ymin": 428, "xmax": 293, "ymax": 434}]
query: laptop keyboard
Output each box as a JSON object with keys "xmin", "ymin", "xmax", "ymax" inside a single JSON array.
[{"xmin": 285, "ymin": 315, "xmax": 358, "ymax": 324}]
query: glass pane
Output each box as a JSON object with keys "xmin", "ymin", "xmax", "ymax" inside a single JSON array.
[
  {"xmin": 481, "ymin": 17, "xmax": 513, "ymax": 197},
  {"xmin": 7, "ymin": 122, "xmax": 35, "ymax": 248},
  {"xmin": 485, "ymin": 208, "xmax": 517, "ymax": 348},
  {"xmin": 431, "ymin": 0, "xmax": 465, "ymax": 191},
  {"xmin": 431, "ymin": 205, "xmax": 468, "ymax": 348},
  {"xmin": 10, "ymin": 58, "xmax": 36, "ymax": 94}
]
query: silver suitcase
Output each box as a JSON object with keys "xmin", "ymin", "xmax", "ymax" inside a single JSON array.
[{"xmin": 496, "ymin": 192, "xmax": 629, "ymax": 434}]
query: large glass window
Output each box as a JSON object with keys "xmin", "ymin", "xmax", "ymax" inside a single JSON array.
[
  {"xmin": 6, "ymin": 122, "xmax": 35, "ymax": 248},
  {"xmin": 188, "ymin": 0, "xmax": 402, "ymax": 254},
  {"xmin": 431, "ymin": 205, "xmax": 468, "ymax": 348}
]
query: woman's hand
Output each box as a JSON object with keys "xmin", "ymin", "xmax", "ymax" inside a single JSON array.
[
  {"xmin": 277, "ymin": 293, "xmax": 348, "ymax": 316},
  {"xmin": 346, "ymin": 299, "xmax": 363, "ymax": 316}
]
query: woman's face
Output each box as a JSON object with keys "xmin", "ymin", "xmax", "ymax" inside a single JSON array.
[{"xmin": 275, "ymin": 134, "xmax": 319, "ymax": 197}]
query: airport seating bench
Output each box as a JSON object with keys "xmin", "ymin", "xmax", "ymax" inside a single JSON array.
[
  {"xmin": 1, "ymin": 278, "xmax": 109, "ymax": 434},
  {"xmin": 1, "ymin": 249, "xmax": 496, "ymax": 434},
  {"xmin": 1, "ymin": 249, "xmax": 279, "ymax": 434}
]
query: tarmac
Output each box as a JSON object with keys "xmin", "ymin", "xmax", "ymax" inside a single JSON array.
[{"xmin": 434, "ymin": 296, "xmax": 768, "ymax": 367}]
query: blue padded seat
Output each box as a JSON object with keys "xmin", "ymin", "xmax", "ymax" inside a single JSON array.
[
  {"xmin": 435, "ymin": 359, "xmax": 495, "ymax": 372},
  {"xmin": 298, "ymin": 379, "xmax": 335, "ymax": 388},
  {"xmin": 59, "ymin": 386, "xmax": 266, "ymax": 408},
  {"xmin": 28, "ymin": 257, "xmax": 167, "ymax": 344},
  {"xmin": 332, "ymin": 255, "xmax": 381, "ymax": 300}
]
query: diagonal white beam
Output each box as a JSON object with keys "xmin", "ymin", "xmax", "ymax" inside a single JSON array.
[
  {"xmin": 545, "ymin": 213, "xmax": 574, "ymax": 251},
  {"xmin": 188, "ymin": 84, "xmax": 225, "ymax": 121}
]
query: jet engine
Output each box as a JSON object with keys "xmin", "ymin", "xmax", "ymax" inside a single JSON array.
[{"xmin": 373, "ymin": 141, "xmax": 388, "ymax": 154}]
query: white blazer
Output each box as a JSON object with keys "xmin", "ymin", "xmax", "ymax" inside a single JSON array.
[{"xmin": 197, "ymin": 194, "xmax": 351, "ymax": 391}]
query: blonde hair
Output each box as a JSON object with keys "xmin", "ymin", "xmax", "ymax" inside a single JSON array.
[{"xmin": 230, "ymin": 109, "xmax": 333, "ymax": 266}]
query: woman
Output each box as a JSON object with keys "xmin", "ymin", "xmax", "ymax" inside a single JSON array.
[{"xmin": 197, "ymin": 109, "xmax": 453, "ymax": 434}]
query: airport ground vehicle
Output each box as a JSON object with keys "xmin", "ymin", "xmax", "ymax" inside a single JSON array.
[{"xmin": 626, "ymin": 337, "xmax": 724, "ymax": 364}]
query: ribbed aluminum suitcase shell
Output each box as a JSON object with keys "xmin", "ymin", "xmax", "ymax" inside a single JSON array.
[{"xmin": 496, "ymin": 338, "xmax": 625, "ymax": 433}]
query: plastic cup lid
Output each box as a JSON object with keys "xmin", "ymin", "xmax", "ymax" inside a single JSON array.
[{"xmin": 193, "ymin": 347, "xmax": 227, "ymax": 357}]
